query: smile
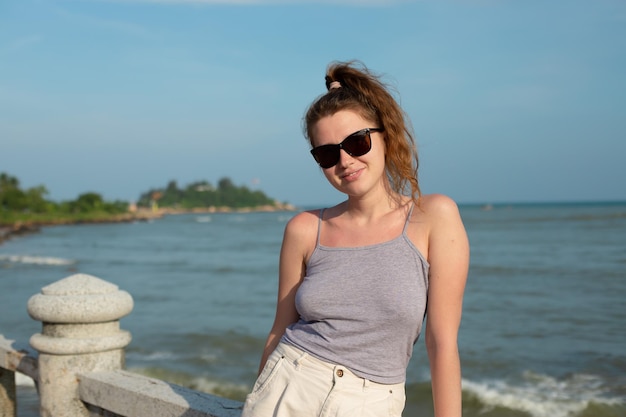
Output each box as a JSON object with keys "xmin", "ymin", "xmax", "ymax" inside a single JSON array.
[{"xmin": 341, "ymin": 168, "xmax": 363, "ymax": 180}]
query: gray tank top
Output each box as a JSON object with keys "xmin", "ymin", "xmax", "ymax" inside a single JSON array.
[{"xmin": 282, "ymin": 205, "xmax": 429, "ymax": 384}]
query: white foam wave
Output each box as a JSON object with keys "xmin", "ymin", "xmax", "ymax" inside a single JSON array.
[
  {"xmin": 463, "ymin": 371, "xmax": 624, "ymax": 417},
  {"xmin": 188, "ymin": 375, "xmax": 249, "ymax": 395},
  {"xmin": 16, "ymin": 373, "xmax": 35, "ymax": 387},
  {"xmin": 127, "ymin": 350, "xmax": 177, "ymax": 361},
  {"xmin": 126, "ymin": 367, "xmax": 249, "ymax": 396},
  {"xmin": 195, "ymin": 216, "xmax": 212, "ymax": 223},
  {"xmin": 0, "ymin": 254, "xmax": 75, "ymax": 266}
]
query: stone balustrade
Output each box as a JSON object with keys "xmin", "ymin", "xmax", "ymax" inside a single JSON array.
[{"xmin": 0, "ymin": 274, "xmax": 243, "ymax": 417}]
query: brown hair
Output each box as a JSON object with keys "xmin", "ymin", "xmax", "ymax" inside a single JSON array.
[{"xmin": 303, "ymin": 61, "xmax": 421, "ymax": 202}]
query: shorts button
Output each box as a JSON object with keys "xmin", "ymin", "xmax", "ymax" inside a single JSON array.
[{"xmin": 336, "ymin": 369, "xmax": 344, "ymax": 377}]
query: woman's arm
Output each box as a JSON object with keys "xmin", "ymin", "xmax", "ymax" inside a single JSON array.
[
  {"xmin": 423, "ymin": 195, "xmax": 469, "ymax": 417},
  {"xmin": 257, "ymin": 211, "xmax": 317, "ymax": 374}
]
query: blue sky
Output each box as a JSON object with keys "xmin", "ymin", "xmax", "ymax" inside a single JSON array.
[{"xmin": 1, "ymin": 0, "xmax": 625, "ymax": 207}]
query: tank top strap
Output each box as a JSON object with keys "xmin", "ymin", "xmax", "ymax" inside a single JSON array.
[
  {"xmin": 316, "ymin": 208, "xmax": 326, "ymax": 247},
  {"xmin": 401, "ymin": 203, "xmax": 415, "ymax": 235}
]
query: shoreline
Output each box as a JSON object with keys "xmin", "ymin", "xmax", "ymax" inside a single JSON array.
[
  {"xmin": 0, "ymin": 203, "xmax": 297, "ymax": 246},
  {"xmin": 155, "ymin": 202, "xmax": 297, "ymax": 215},
  {"xmin": 0, "ymin": 211, "xmax": 162, "ymax": 246},
  {"xmin": 0, "ymin": 222, "xmax": 42, "ymax": 245}
]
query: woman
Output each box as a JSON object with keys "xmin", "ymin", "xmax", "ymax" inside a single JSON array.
[{"xmin": 242, "ymin": 61, "xmax": 469, "ymax": 417}]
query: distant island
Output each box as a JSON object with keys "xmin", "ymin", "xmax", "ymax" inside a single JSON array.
[
  {"xmin": 135, "ymin": 178, "xmax": 294, "ymax": 213},
  {"xmin": 0, "ymin": 172, "xmax": 294, "ymax": 244}
]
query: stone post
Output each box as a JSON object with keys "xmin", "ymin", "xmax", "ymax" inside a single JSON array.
[
  {"xmin": 27, "ymin": 274, "xmax": 133, "ymax": 417},
  {"xmin": 0, "ymin": 367, "xmax": 16, "ymax": 417}
]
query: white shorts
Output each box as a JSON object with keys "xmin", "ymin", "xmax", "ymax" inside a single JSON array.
[{"xmin": 241, "ymin": 342, "xmax": 406, "ymax": 417}]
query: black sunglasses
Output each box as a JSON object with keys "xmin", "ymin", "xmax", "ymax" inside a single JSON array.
[{"xmin": 310, "ymin": 128, "xmax": 384, "ymax": 169}]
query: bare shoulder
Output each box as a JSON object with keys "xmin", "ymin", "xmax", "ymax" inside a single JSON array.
[
  {"xmin": 421, "ymin": 193, "xmax": 461, "ymax": 214},
  {"xmin": 282, "ymin": 210, "xmax": 321, "ymax": 256},
  {"xmin": 285, "ymin": 209, "xmax": 321, "ymax": 236},
  {"xmin": 418, "ymin": 194, "xmax": 468, "ymax": 257},
  {"xmin": 415, "ymin": 194, "xmax": 466, "ymax": 243},
  {"xmin": 414, "ymin": 194, "xmax": 463, "ymax": 224},
  {"xmin": 406, "ymin": 194, "xmax": 465, "ymax": 257},
  {"xmin": 412, "ymin": 194, "xmax": 469, "ymax": 277}
]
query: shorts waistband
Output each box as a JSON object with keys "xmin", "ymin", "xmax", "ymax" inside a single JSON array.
[{"xmin": 275, "ymin": 341, "xmax": 404, "ymax": 391}]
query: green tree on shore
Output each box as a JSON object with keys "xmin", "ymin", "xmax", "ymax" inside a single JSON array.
[
  {"xmin": 0, "ymin": 172, "xmax": 129, "ymax": 225},
  {"xmin": 1, "ymin": 173, "xmax": 51, "ymax": 213},
  {"xmin": 136, "ymin": 177, "xmax": 277, "ymax": 209},
  {"xmin": 1, "ymin": 172, "xmax": 286, "ymax": 227}
]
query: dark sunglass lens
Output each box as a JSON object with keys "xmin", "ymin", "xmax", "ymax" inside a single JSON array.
[
  {"xmin": 312, "ymin": 145, "xmax": 340, "ymax": 168},
  {"xmin": 311, "ymin": 129, "xmax": 376, "ymax": 168},
  {"xmin": 343, "ymin": 131, "xmax": 371, "ymax": 156}
]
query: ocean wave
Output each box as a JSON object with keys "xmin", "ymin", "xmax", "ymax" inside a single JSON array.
[
  {"xmin": 16, "ymin": 373, "xmax": 35, "ymax": 387},
  {"xmin": 127, "ymin": 366, "xmax": 249, "ymax": 401},
  {"xmin": 0, "ymin": 254, "xmax": 75, "ymax": 266},
  {"xmin": 126, "ymin": 350, "xmax": 179, "ymax": 361},
  {"xmin": 462, "ymin": 371, "xmax": 625, "ymax": 417}
]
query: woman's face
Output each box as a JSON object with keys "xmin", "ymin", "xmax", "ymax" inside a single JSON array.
[{"xmin": 311, "ymin": 110, "xmax": 387, "ymax": 199}]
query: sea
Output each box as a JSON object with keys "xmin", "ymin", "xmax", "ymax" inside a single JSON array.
[{"xmin": 1, "ymin": 201, "xmax": 625, "ymax": 417}]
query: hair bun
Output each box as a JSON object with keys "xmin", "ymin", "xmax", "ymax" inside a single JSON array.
[{"xmin": 325, "ymin": 75, "xmax": 336, "ymax": 91}]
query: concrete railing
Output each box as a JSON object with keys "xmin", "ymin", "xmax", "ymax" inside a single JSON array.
[{"xmin": 0, "ymin": 274, "xmax": 243, "ymax": 417}]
